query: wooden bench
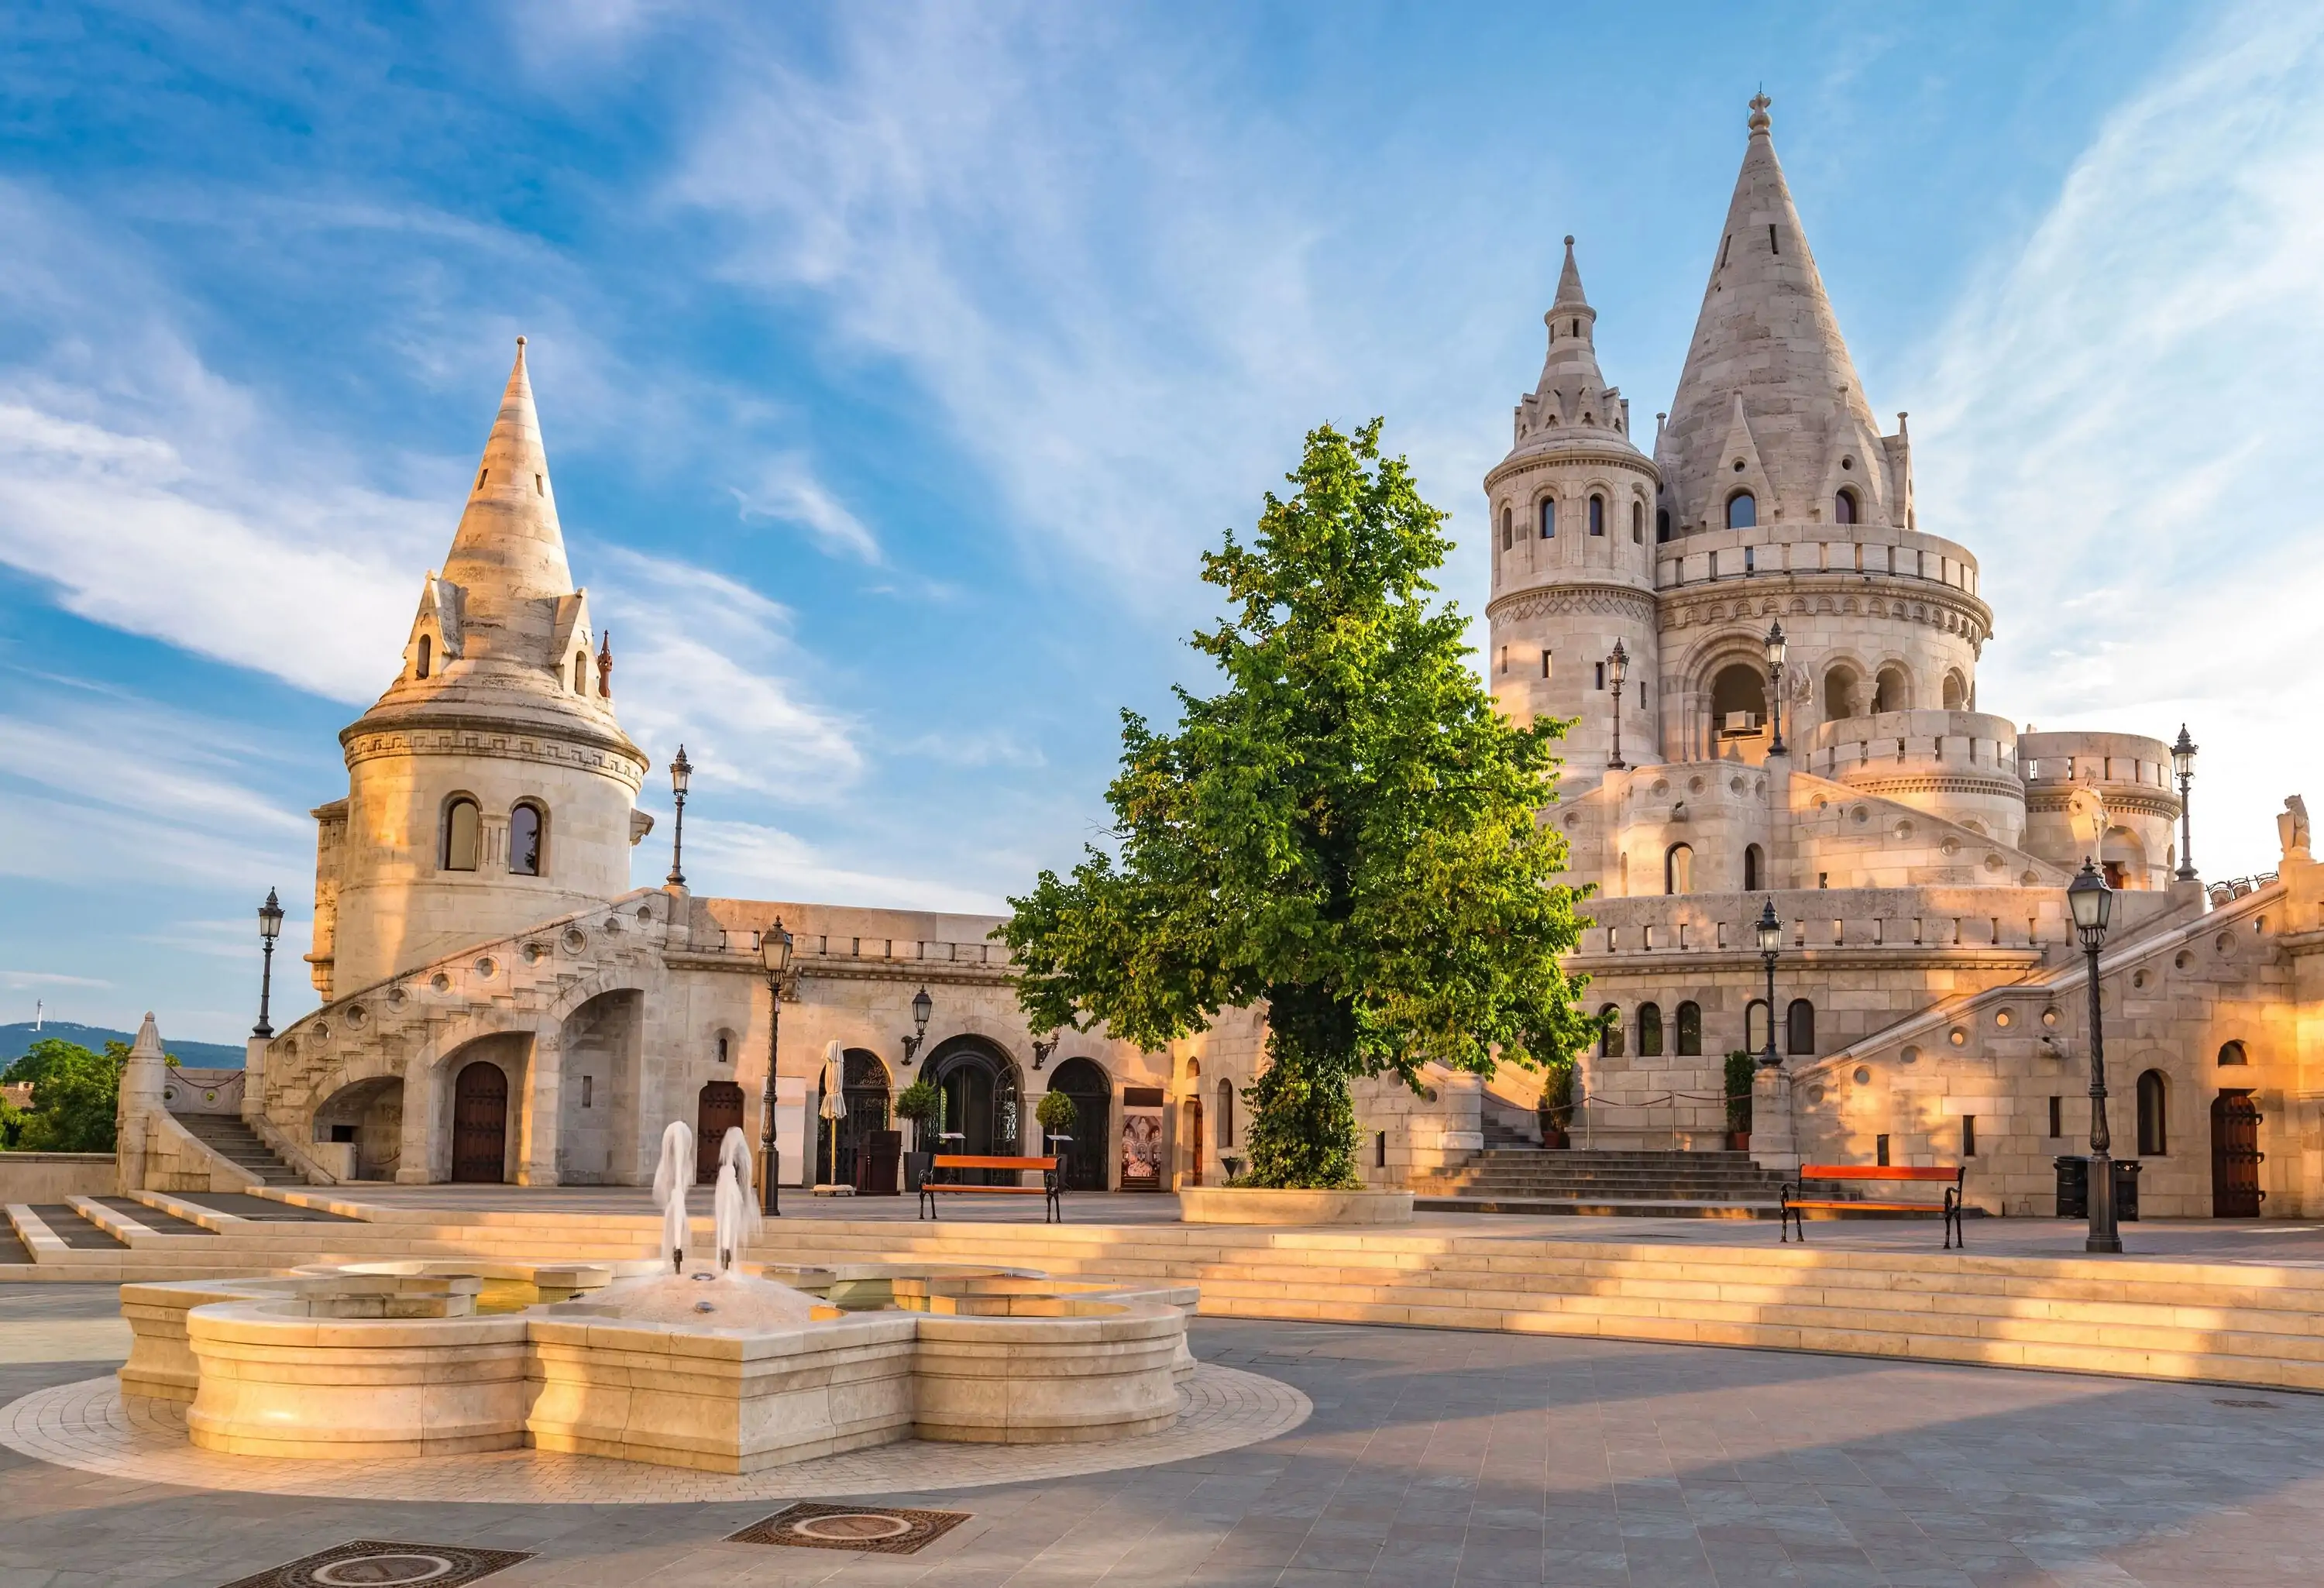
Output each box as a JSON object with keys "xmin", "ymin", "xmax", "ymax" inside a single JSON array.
[
  {"xmin": 1781, "ymin": 1164, "xmax": 1966, "ymax": 1248},
  {"xmin": 916, "ymin": 1155, "xmax": 1063, "ymax": 1222}
]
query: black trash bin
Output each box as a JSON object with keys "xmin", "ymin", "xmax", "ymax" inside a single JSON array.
[{"xmin": 2054, "ymin": 1156, "xmax": 2140, "ymax": 1221}]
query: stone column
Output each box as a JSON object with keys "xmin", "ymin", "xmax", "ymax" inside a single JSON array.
[
  {"xmin": 241, "ymin": 1034, "xmax": 269, "ymax": 1126},
  {"xmin": 115, "ymin": 1013, "xmax": 169, "ymax": 1194},
  {"xmin": 517, "ymin": 1031, "xmax": 563, "ymax": 1186},
  {"xmin": 1749, "ymin": 1064, "xmax": 1800, "ymax": 1174}
]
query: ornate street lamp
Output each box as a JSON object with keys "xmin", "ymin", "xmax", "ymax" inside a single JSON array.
[
  {"xmin": 901, "ymin": 987, "xmax": 934, "ymax": 1065},
  {"xmin": 757, "ymin": 918, "xmax": 794, "ymax": 1216},
  {"xmin": 1607, "ymin": 641, "xmax": 1629, "ymax": 770},
  {"xmin": 2172, "ymin": 725, "xmax": 2198, "ymax": 882},
  {"xmin": 253, "ymin": 888, "xmax": 285, "ymax": 1039},
  {"xmin": 666, "ymin": 745, "xmax": 693, "ymax": 888},
  {"xmin": 1764, "ymin": 620, "xmax": 1788, "ymax": 756},
  {"xmin": 2068, "ymin": 859, "xmax": 2119, "ymax": 1253},
  {"xmin": 1755, "ymin": 899, "xmax": 1783, "ymax": 1070}
]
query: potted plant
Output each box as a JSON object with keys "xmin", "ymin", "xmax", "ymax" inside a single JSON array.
[
  {"xmin": 895, "ymin": 1078, "xmax": 942, "ymax": 1192},
  {"xmin": 1724, "ymin": 1050, "xmax": 1755, "ymax": 1151},
  {"xmin": 1033, "ymin": 1090, "xmax": 1080, "ymax": 1186},
  {"xmin": 1537, "ymin": 1062, "xmax": 1576, "ymax": 1149}
]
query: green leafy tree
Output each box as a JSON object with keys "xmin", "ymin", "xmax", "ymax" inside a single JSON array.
[
  {"xmin": 2, "ymin": 1039, "xmax": 125, "ymax": 1153},
  {"xmin": 1002, "ymin": 420, "xmax": 1595, "ymax": 1187}
]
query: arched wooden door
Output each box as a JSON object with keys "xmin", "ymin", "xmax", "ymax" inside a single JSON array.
[
  {"xmin": 1047, "ymin": 1058, "xmax": 1111, "ymax": 1191},
  {"xmin": 1182, "ymin": 1097, "xmax": 1205, "ymax": 1187},
  {"xmin": 451, "ymin": 1060, "xmax": 508, "ymax": 1183},
  {"xmin": 2212, "ymin": 1091, "xmax": 2265, "ymax": 1216},
  {"xmin": 696, "ymin": 1081, "xmax": 745, "ymax": 1184}
]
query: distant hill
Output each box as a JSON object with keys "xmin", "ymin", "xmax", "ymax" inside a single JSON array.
[{"xmin": 1, "ymin": 1021, "xmax": 246, "ymax": 1071}]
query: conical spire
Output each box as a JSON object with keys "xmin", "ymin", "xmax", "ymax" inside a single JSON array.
[
  {"xmin": 1552, "ymin": 234, "xmax": 1590, "ymax": 311},
  {"xmin": 439, "ymin": 338, "xmax": 573, "ymax": 630},
  {"xmin": 1655, "ymin": 95, "xmax": 1889, "ymax": 534}
]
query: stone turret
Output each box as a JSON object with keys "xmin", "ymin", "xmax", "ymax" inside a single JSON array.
[
  {"xmin": 1485, "ymin": 237, "xmax": 1660, "ymax": 779},
  {"xmin": 308, "ymin": 340, "xmax": 652, "ymax": 998}
]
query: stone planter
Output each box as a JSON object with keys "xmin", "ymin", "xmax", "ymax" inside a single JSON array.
[{"xmin": 1176, "ymin": 1188, "xmax": 1414, "ymax": 1225}]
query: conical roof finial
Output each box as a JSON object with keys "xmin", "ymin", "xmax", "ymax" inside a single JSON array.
[
  {"xmin": 1552, "ymin": 234, "xmax": 1590, "ymax": 311},
  {"xmin": 436, "ymin": 337, "xmax": 575, "ymax": 657},
  {"xmin": 1748, "ymin": 91, "xmax": 1772, "ymax": 136}
]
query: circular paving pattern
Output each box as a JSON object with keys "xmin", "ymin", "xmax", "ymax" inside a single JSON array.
[{"xmin": 0, "ymin": 1364, "xmax": 1308, "ymax": 1504}]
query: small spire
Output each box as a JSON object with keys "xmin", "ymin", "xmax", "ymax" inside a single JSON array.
[
  {"xmin": 1748, "ymin": 91, "xmax": 1772, "ymax": 136},
  {"xmin": 596, "ymin": 628, "xmax": 614, "ymax": 698},
  {"xmin": 1552, "ymin": 234, "xmax": 1590, "ymax": 311},
  {"xmin": 437, "ymin": 337, "xmax": 576, "ymax": 659}
]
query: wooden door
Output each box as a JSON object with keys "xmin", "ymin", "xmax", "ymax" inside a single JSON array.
[
  {"xmin": 1183, "ymin": 1098, "xmax": 1204, "ymax": 1187},
  {"xmin": 451, "ymin": 1061, "xmax": 508, "ymax": 1183},
  {"xmin": 696, "ymin": 1081, "xmax": 745, "ymax": 1184},
  {"xmin": 2212, "ymin": 1091, "xmax": 2265, "ymax": 1216}
]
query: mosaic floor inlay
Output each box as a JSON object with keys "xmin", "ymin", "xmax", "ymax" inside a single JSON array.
[
  {"xmin": 220, "ymin": 1538, "xmax": 532, "ymax": 1587},
  {"xmin": 728, "ymin": 1501, "xmax": 971, "ymax": 1555},
  {"xmin": 0, "ymin": 1365, "xmax": 1308, "ymax": 1504}
]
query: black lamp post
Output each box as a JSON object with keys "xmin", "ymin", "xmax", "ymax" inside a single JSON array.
[
  {"xmin": 667, "ymin": 745, "xmax": 692, "ymax": 888},
  {"xmin": 1607, "ymin": 641, "xmax": 1628, "ymax": 770},
  {"xmin": 2068, "ymin": 859, "xmax": 2119, "ymax": 1253},
  {"xmin": 757, "ymin": 918, "xmax": 793, "ymax": 1216},
  {"xmin": 2171, "ymin": 725, "xmax": 2198, "ymax": 882},
  {"xmin": 901, "ymin": 987, "xmax": 934, "ymax": 1064},
  {"xmin": 1765, "ymin": 620, "xmax": 1788, "ymax": 755},
  {"xmin": 1032, "ymin": 1032, "xmax": 1059, "ymax": 1071},
  {"xmin": 253, "ymin": 888, "xmax": 285, "ymax": 1039},
  {"xmin": 1755, "ymin": 899, "xmax": 1783, "ymax": 1068}
]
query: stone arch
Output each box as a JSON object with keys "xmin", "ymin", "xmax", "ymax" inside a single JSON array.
[
  {"xmin": 1047, "ymin": 1054, "xmax": 1114, "ymax": 1191},
  {"xmin": 923, "ymin": 1033, "xmax": 1026, "ymax": 1164},
  {"xmin": 1872, "ymin": 662, "xmax": 1912, "ymax": 713},
  {"xmin": 312, "ymin": 1075, "xmax": 404, "ymax": 1181},
  {"xmin": 1822, "ymin": 660, "xmax": 1863, "ymax": 721}
]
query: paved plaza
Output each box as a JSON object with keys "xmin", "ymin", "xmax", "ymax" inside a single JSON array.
[{"xmin": 6, "ymin": 1280, "xmax": 2324, "ymax": 1586}]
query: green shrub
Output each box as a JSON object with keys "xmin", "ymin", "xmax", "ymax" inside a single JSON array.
[{"xmin": 1724, "ymin": 1050, "xmax": 1755, "ymax": 1134}]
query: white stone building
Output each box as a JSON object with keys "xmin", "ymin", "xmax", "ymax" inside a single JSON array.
[{"xmin": 113, "ymin": 96, "xmax": 2324, "ymax": 1221}]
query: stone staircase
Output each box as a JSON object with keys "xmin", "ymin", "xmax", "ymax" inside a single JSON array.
[
  {"xmin": 1409, "ymin": 1148, "xmax": 1790, "ymax": 1217},
  {"xmin": 174, "ymin": 1114, "xmax": 308, "ymax": 1187}
]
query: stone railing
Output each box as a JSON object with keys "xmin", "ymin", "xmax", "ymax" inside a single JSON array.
[{"xmin": 1655, "ymin": 523, "xmax": 1980, "ymax": 598}]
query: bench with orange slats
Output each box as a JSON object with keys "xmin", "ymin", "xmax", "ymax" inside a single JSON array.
[
  {"xmin": 916, "ymin": 1154, "xmax": 1063, "ymax": 1222},
  {"xmin": 1781, "ymin": 1163, "xmax": 1966, "ymax": 1248}
]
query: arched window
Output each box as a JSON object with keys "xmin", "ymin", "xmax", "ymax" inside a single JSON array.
[
  {"xmin": 1786, "ymin": 999, "xmax": 1816, "ymax": 1057},
  {"xmin": 716, "ymin": 1035, "xmax": 730, "ymax": 1064},
  {"xmin": 1598, "ymin": 1003, "xmax": 1624, "ymax": 1059},
  {"xmin": 508, "ymin": 802, "xmax": 545, "ymax": 876},
  {"xmin": 1665, "ymin": 843, "xmax": 1693, "ymax": 895},
  {"xmin": 1589, "ymin": 494, "xmax": 1605, "ymax": 536},
  {"xmin": 1745, "ymin": 999, "xmax": 1770, "ymax": 1053},
  {"xmin": 1501, "ymin": 506, "xmax": 1513, "ymax": 548},
  {"xmin": 442, "ymin": 797, "xmax": 481, "ymax": 872},
  {"xmin": 416, "ymin": 634, "xmax": 432, "ymax": 679},
  {"xmin": 1942, "ymin": 671, "xmax": 1967, "ymax": 712},
  {"xmin": 1637, "ymin": 1002, "xmax": 1664, "ymax": 1057},
  {"xmin": 1824, "ymin": 665, "xmax": 1858, "ymax": 721},
  {"xmin": 2218, "ymin": 1040, "xmax": 2250, "ymax": 1066},
  {"xmin": 1711, "ymin": 664, "xmax": 1767, "ymax": 737},
  {"xmin": 2136, "ymin": 1070, "xmax": 2168, "ymax": 1156},
  {"xmin": 1834, "ymin": 489, "xmax": 1858, "ymax": 524},
  {"xmin": 1743, "ymin": 844, "xmax": 1763, "ymax": 892},
  {"xmin": 1873, "ymin": 665, "xmax": 1910, "ymax": 713},
  {"xmin": 1216, "ymin": 1078, "xmax": 1234, "ymax": 1148},
  {"xmin": 1655, "ymin": 507, "xmax": 1671, "ymax": 542},
  {"xmin": 1675, "ymin": 1002, "xmax": 1702, "ymax": 1056},
  {"xmin": 1727, "ymin": 491, "xmax": 1757, "ymax": 529},
  {"xmin": 1539, "ymin": 498, "xmax": 1556, "ymax": 538},
  {"xmin": 1631, "ymin": 500, "xmax": 1644, "ymax": 542},
  {"xmin": 572, "ymin": 651, "xmax": 588, "ymax": 693}
]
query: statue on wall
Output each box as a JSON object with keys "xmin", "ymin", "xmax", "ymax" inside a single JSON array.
[{"xmin": 2280, "ymin": 795, "xmax": 2312, "ymax": 863}]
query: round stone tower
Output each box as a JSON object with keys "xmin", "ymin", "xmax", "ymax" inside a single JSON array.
[
  {"xmin": 1484, "ymin": 238, "xmax": 1660, "ymax": 780},
  {"xmin": 307, "ymin": 340, "xmax": 651, "ymax": 999}
]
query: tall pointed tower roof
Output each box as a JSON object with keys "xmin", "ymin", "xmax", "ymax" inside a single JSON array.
[
  {"xmin": 442, "ymin": 338, "xmax": 573, "ymax": 614},
  {"xmin": 1498, "ymin": 236, "xmax": 1644, "ymax": 466},
  {"xmin": 1655, "ymin": 95, "xmax": 1895, "ymax": 534}
]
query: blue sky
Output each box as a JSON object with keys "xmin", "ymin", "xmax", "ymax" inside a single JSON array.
[{"xmin": 5, "ymin": 2, "xmax": 2322, "ymax": 1043}]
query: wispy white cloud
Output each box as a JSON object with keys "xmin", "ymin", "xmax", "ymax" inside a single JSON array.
[
  {"xmin": 1912, "ymin": 0, "xmax": 2324, "ymax": 878},
  {"xmin": 0, "ymin": 970, "xmax": 112, "ymax": 989},
  {"xmin": 732, "ymin": 452, "xmax": 883, "ymax": 563},
  {"xmin": 592, "ymin": 545, "xmax": 865, "ymax": 798},
  {"xmin": 685, "ymin": 815, "xmax": 1002, "ymax": 915}
]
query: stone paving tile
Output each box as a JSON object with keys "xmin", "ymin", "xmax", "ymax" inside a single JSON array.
[{"xmin": 12, "ymin": 1284, "xmax": 2324, "ymax": 1583}]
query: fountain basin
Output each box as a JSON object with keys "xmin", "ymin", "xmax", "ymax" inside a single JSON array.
[{"xmin": 123, "ymin": 1260, "xmax": 1198, "ymax": 1474}]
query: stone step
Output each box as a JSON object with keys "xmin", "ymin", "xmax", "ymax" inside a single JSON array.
[
  {"xmin": 174, "ymin": 1114, "xmax": 306, "ymax": 1185},
  {"xmin": 1413, "ymin": 1196, "xmax": 1777, "ymax": 1218}
]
